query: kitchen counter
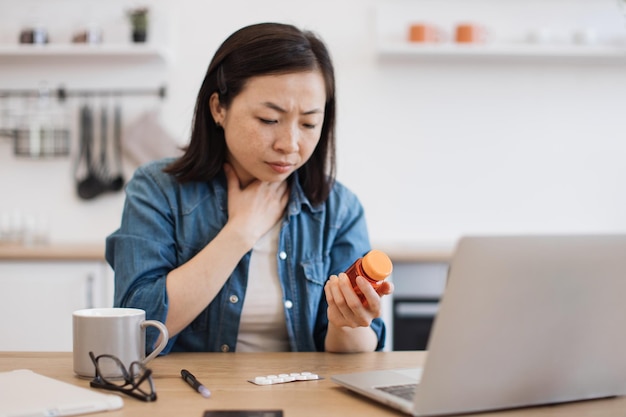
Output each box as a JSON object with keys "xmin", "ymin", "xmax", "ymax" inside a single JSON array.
[
  {"xmin": 376, "ymin": 242, "xmax": 453, "ymax": 263},
  {"xmin": 0, "ymin": 243, "xmax": 105, "ymax": 261},
  {"xmin": 0, "ymin": 242, "xmax": 453, "ymax": 263}
]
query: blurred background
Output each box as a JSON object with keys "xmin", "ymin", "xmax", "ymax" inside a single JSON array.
[{"xmin": 1, "ymin": 0, "xmax": 626, "ymax": 247}]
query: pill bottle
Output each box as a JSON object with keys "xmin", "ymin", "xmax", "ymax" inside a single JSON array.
[{"xmin": 344, "ymin": 249, "xmax": 393, "ymax": 301}]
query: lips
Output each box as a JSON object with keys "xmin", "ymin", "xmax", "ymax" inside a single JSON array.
[{"xmin": 267, "ymin": 162, "xmax": 294, "ymax": 174}]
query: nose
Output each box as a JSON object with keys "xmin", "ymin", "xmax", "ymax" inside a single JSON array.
[{"xmin": 273, "ymin": 123, "xmax": 299, "ymax": 154}]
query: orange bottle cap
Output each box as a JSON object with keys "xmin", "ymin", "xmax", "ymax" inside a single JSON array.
[{"xmin": 362, "ymin": 250, "xmax": 393, "ymax": 281}]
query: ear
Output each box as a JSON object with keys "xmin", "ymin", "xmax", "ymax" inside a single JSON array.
[{"xmin": 209, "ymin": 92, "xmax": 225, "ymax": 126}]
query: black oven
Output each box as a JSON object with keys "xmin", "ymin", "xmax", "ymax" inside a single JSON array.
[
  {"xmin": 390, "ymin": 261, "xmax": 448, "ymax": 351},
  {"xmin": 393, "ymin": 298, "xmax": 439, "ymax": 350}
]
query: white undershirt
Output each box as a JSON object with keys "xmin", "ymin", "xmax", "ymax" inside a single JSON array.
[{"xmin": 237, "ymin": 221, "xmax": 290, "ymax": 352}]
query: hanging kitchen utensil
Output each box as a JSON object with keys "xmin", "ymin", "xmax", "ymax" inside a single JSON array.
[
  {"xmin": 98, "ymin": 97, "xmax": 124, "ymax": 192},
  {"xmin": 74, "ymin": 96, "xmax": 125, "ymax": 200},
  {"xmin": 107, "ymin": 99, "xmax": 125, "ymax": 191},
  {"xmin": 75, "ymin": 101, "xmax": 106, "ymax": 200},
  {"xmin": 98, "ymin": 101, "xmax": 108, "ymax": 179}
]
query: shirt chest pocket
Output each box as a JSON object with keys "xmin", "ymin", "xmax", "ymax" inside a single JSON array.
[
  {"xmin": 301, "ymin": 260, "xmax": 326, "ymax": 286},
  {"xmin": 299, "ymin": 260, "xmax": 327, "ymax": 316}
]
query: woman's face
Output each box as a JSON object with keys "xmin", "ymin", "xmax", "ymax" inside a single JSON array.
[{"xmin": 210, "ymin": 70, "xmax": 326, "ymax": 187}]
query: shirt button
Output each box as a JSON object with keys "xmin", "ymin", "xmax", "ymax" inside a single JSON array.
[
  {"xmin": 279, "ymin": 251, "xmax": 287, "ymax": 260},
  {"xmin": 229, "ymin": 295, "xmax": 239, "ymax": 303},
  {"xmin": 284, "ymin": 300, "xmax": 293, "ymax": 309},
  {"xmin": 221, "ymin": 344, "xmax": 230, "ymax": 352}
]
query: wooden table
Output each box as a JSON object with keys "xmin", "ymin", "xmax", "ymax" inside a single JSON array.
[{"xmin": 1, "ymin": 351, "xmax": 625, "ymax": 417}]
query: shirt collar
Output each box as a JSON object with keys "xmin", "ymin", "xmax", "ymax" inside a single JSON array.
[{"xmin": 288, "ymin": 171, "xmax": 323, "ymax": 216}]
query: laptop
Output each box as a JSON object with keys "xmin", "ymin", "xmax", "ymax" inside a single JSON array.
[
  {"xmin": 0, "ymin": 369, "xmax": 123, "ymax": 417},
  {"xmin": 332, "ymin": 235, "xmax": 626, "ymax": 416}
]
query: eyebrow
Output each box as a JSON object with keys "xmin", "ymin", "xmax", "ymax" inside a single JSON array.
[{"xmin": 262, "ymin": 101, "xmax": 324, "ymax": 115}]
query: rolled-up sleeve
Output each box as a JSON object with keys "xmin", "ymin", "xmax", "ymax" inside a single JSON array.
[
  {"xmin": 313, "ymin": 182, "xmax": 387, "ymax": 351},
  {"xmin": 106, "ymin": 164, "xmax": 179, "ymax": 354}
]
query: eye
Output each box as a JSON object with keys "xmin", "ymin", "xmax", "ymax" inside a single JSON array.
[
  {"xmin": 302, "ymin": 123, "xmax": 317, "ymax": 129},
  {"xmin": 259, "ymin": 118, "xmax": 277, "ymax": 125}
]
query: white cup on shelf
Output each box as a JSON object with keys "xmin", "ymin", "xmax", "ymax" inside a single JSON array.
[
  {"xmin": 527, "ymin": 27, "xmax": 555, "ymax": 45},
  {"xmin": 572, "ymin": 28, "xmax": 598, "ymax": 45}
]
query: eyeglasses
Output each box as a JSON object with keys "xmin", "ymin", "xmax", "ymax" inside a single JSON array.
[{"xmin": 89, "ymin": 351, "xmax": 157, "ymax": 402}]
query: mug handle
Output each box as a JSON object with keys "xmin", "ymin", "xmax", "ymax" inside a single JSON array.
[{"xmin": 141, "ymin": 320, "xmax": 169, "ymax": 364}]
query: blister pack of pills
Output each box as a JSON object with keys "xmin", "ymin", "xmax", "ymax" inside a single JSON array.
[{"xmin": 248, "ymin": 372, "xmax": 322, "ymax": 385}]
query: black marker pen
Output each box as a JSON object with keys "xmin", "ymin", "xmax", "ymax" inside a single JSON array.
[{"xmin": 181, "ymin": 369, "xmax": 211, "ymax": 398}]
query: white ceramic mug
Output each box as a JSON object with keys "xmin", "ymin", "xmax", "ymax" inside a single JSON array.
[{"xmin": 72, "ymin": 308, "xmax": 168, "ymax": 378}]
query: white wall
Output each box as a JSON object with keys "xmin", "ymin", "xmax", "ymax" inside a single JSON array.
[{"xmin": 1, "ymin": 0, "xmax": 626, "ymax": 248}]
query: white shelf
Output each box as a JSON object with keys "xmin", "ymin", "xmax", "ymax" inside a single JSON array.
[
  {"xmin": 0, "ymin": 44, "xmax": 171, "ymax": 63},
  {"xmin": 378, "ymin": 42, "xmax": 626, "ymax": 62}
]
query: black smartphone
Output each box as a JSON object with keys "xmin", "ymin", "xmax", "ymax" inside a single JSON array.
[{"xmin": 203, "ymin": 411, "xmax": 283, "ymax": 417}]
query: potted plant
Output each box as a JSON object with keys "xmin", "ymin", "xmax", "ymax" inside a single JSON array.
[{"xmin": 127, "ymin": 7, "xmax": 149, "ymax": 43}]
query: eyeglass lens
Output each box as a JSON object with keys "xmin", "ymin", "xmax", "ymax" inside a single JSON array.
[
  {"xmin": 89, "ymin": 351, "xmax": 157, "ymax": 402},
  {"xmin": 94, "ymin": 354, "xmax": 129, "ymax": 381}
]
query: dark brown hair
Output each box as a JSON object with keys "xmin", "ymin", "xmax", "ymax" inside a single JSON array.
[{"xmin": 164, "ymin": 22, "xmax": 336, "ymax": 205}]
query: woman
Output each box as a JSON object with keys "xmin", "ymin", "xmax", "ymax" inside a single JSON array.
[{"xmin": 106, "ymin": 22, "xmax": 393, "ymax": 354}]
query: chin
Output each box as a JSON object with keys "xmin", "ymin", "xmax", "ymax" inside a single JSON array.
[
  {"xmin": 263, "ymin": 173, "xmax": 291, "ymax": 183},
  {"xmin": 259, "ymin": 168, "xmax": 294, "ymax": 183}
]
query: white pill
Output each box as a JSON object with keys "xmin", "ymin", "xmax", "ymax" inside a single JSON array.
[{"xmin": 252, "ymin": 371, "xmax": 320, "ymax": 385}]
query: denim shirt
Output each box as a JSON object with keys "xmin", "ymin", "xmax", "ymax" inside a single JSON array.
[{"xmin": 106, "ymin": 158, "xmax": 386, "ymax": 354}]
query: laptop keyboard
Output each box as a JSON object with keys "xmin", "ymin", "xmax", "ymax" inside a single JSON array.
[{"xmin": 376, "ymin": 383, "xmax": 418, "ymax": 401}]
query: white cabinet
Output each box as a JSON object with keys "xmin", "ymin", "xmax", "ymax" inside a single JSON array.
[{"xmin": 0, "ymin": 260, "xmax": 113, "ymax": 351}]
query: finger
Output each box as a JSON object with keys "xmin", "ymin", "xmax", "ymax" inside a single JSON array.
[
  {"xmin": 279, "ymin": 183, "xmax": 290, "ymax": 205},
  {"xmin": 356, "ymin": 277, "xmax": 384, "ymax": 317},
  {"xmin": 324, "ymin": 275, "xmax": 337, "ymax": 305},
  {"xmin": 325, "ymin": 276, "xmax": 351, "ymax": 327},
  {"xmin": 376, "ymin": 281, "xmax": 394, "ymax": 296},
  {"xmin": 330, "ymin": 275, "xmax": 351, "ymax": 312},
  {"xmin": 338, "ymin": 275, "xmax": 372, "ymax": 326},
  {"xmin": 340, "ymin": 274, "xmax": 366, "ymax": 310},
  {"xmin": 270, "ymin": 181, "xmax": 290, "ymax": 212},
  {"xmin": 327, "ymin": 275, "xmax": 356, "ymax": 324},
  {"xmin": 264, "ymin": 180, "xmax": 289, "ymax": 208}
]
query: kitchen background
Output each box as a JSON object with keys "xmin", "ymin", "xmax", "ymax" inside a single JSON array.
[
  {"xmin": 2, "ymin": 0, "xmax": 626, "ymax": 248},
  {"xmin": 1, "ymin": 0, "xmax": 626, "ymax": 351}
]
